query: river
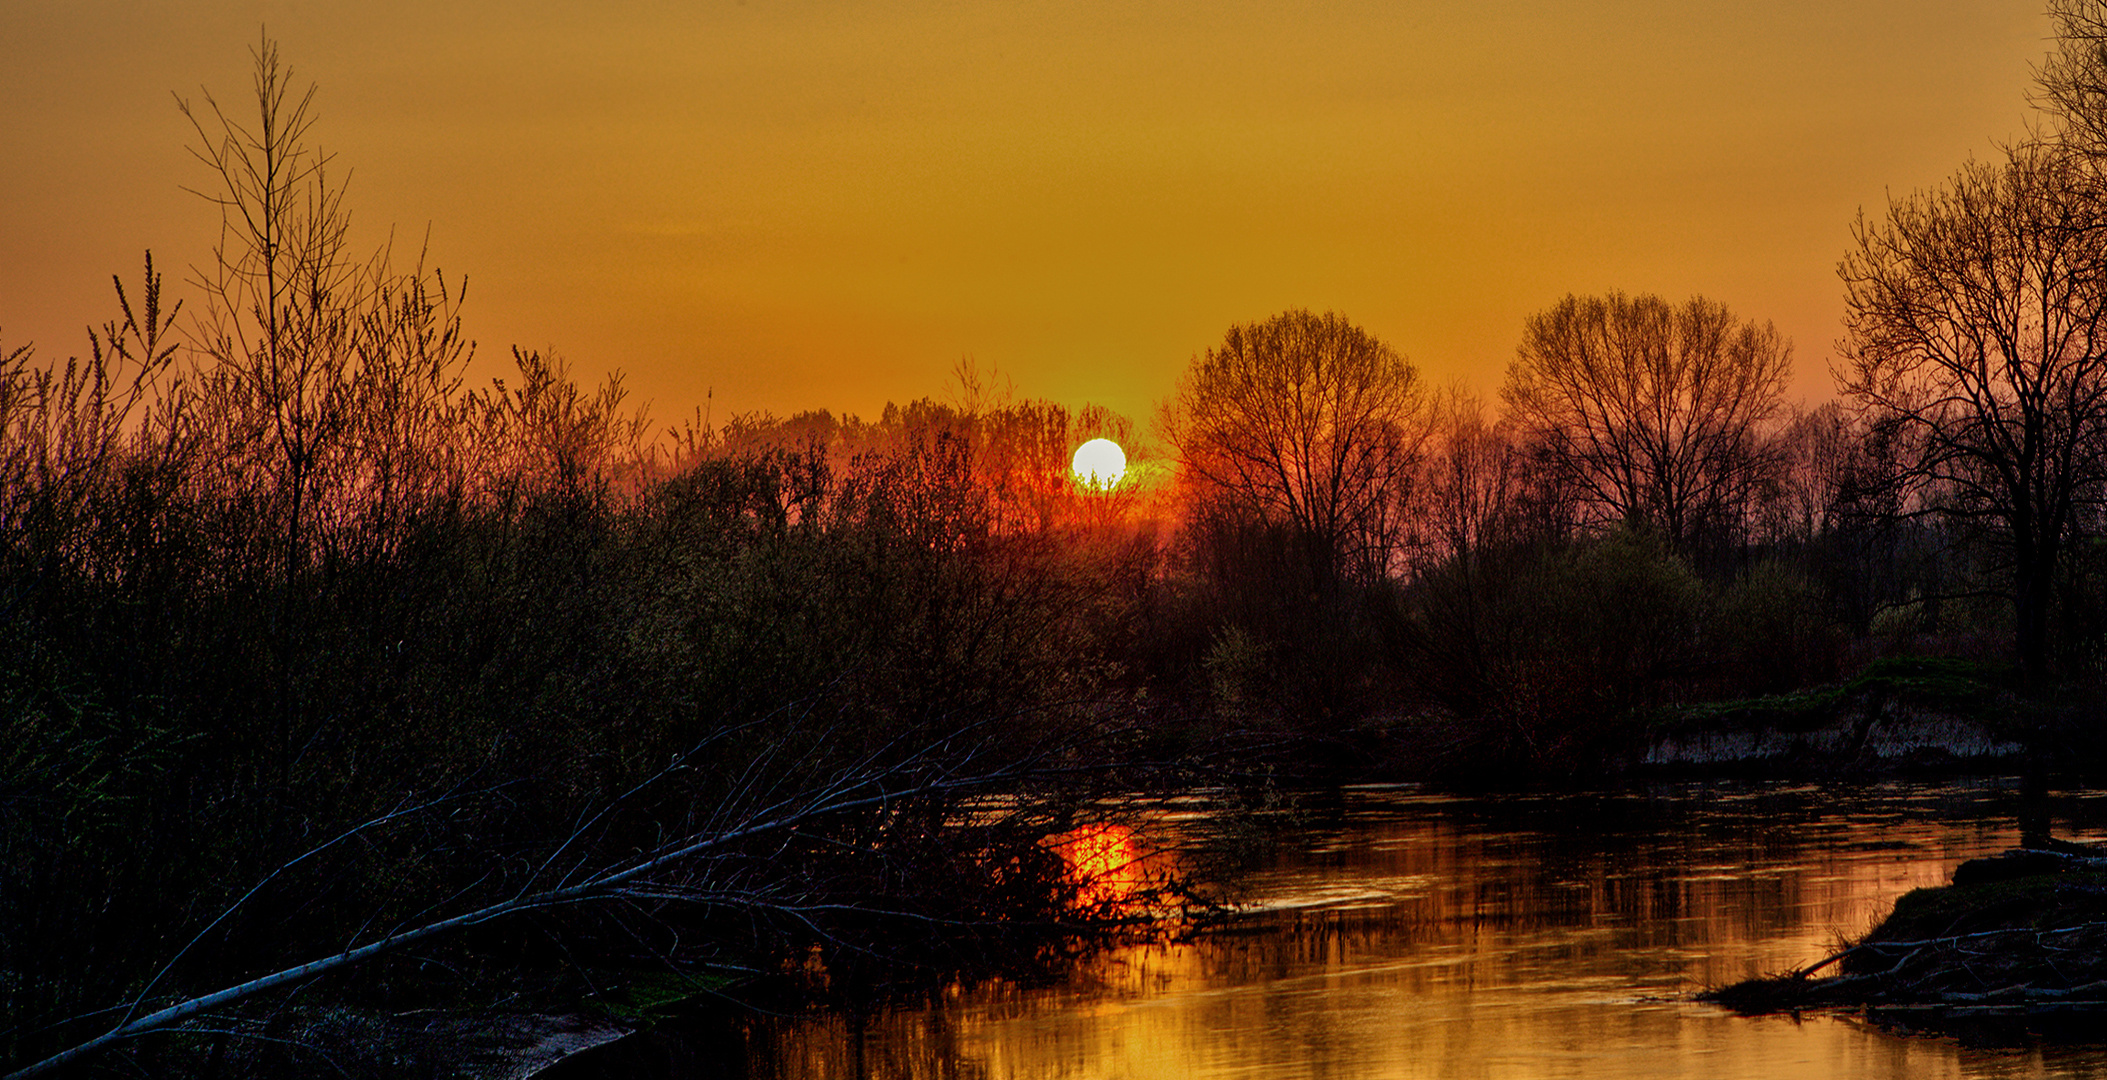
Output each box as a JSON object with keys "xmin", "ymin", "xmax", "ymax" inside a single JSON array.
[{"xmin": 580, "ymin": 779, "xmax": 2107, "ymax": 1079}]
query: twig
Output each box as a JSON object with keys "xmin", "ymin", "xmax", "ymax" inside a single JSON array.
[{"xmin": 1789, "ymin": 920, "xmax": 2107, "ymax": 980}]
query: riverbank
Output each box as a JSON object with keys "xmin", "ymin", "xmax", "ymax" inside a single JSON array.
[
  {"xmin": 1323, "ymin": 656, "xmax": 2082, "ymax": 787},
  {"xmin": 93, "ymin": 777, "xmax": 2107, "ymax": 1078},
  {"xmin": 1705, "ymin": 839, "xmax": 2107, "ymax": 1040},
  {"xmin": 1642, "ymin": 657, "xmax": 2038, "ymax": 773}
]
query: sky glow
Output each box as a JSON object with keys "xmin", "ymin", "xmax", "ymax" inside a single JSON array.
[{"xmin": 0, "ymin": 1, "xmax": 2051, "ymax": 435}]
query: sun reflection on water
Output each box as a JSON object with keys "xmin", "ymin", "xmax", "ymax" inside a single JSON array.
[
  {"xmin": 1043, "ymin": 822, "xmax": 1147, "ymax": 909},
  {"xmin": 733, "ymin": 782, "xmax": 2107, "ymax": 1080}
]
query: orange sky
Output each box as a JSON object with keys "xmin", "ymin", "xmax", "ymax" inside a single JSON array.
[{"xmin": 0, "ymin": 1, "xmax": 2051, "ymax": 435}]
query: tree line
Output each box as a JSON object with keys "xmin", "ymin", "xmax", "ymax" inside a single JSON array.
[{"xmin": 1151, "ymin": 0, "xmax": 2107, "ymax": 761}]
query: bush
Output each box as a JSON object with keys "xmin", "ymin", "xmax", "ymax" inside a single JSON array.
[{"xmin": 1402, "ymin": 527, "xmax": 1707, "ymax": 771}]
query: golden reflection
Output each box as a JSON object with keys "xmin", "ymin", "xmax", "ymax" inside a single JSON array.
[
  {"xmin": 745, "ymin": 784, "xmax": 2107, "ymax": 1080},
  {"xmin": 1043, "ymin": 822, "xmax": 1146, "ymax": 909}
]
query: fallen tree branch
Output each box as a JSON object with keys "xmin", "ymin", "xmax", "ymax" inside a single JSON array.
[
  {"xmin": 1788, "ymin": 920, "xmax": 2107, "ymax": 980},
  {"xmin": 2, "ymin": 743, "xmax": 1048, "ymax": 1080}
]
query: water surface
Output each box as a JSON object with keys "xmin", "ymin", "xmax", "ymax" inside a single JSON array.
[{"xmin": 718, "ymin": 780, "xmax": 2107, "ymax": 1079}]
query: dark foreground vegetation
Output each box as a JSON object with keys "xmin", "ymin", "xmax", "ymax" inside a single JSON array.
[
  {"xmin": 1705, "ymin": 841, "xmax": 2107, "ymax": 1042},
  {"xmin": 0, "ymin": 41, "xmax": 1211, "ymax": 1079},
  {"xmin": 24, "ymin": 4, "xmax": 2107, "ymax": 1073}
]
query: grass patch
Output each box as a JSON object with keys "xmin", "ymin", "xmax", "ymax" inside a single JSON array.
[
  {"xmin": 1650, "ymin": 656, "xmax": 2015, "ymax": 738},
  {"xmin": 587, "ymin": 971, "xmax": 738, "ymax": 1026},
  {"xmin": 1856, "ymin": 871, "xmax": 2107, "ymax": 954}
]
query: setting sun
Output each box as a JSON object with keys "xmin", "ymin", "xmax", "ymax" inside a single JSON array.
[{"xmin": 1071, "ymin": 438, "xmax": 1127, "ymax": 492}]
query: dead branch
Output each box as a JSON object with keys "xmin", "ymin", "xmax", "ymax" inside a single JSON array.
[{"xmin": 2, "ymin": 736, "xmax": 1051, "ymax": 1080}]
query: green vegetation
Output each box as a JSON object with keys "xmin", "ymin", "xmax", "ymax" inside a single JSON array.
[
  {"xmin": 586, "ymin": 972, "xmax": 737, "ymax": 1027},
  {"xmin": 1653, "ymin": 657, "xmax": 2016, "ymax": 737}
]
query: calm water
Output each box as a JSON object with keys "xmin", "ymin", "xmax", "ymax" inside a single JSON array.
[{"xmin": 686, "ymin": 780, "xmax": 2107, "ymax": 1079}]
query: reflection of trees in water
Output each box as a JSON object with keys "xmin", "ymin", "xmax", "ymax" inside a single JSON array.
[{"xmin": 733, "ymin": 783, "xmax": 2063, "ymax": 1080}]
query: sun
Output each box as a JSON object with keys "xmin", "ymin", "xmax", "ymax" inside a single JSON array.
[{"xmin": 1071, "ymin": 438, "xmax": 1127, "ymax": 492}]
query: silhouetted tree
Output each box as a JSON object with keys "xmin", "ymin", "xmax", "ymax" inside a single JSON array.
[
  {"xmin": 2039, "ymin": 0, "xmax": 2107, "ymax": 164},
  {"xmin": 1765, "ymin": 402, "xmax": 1858, "ymax": 544},
  {"xmin": 1502, "ymin": 292, "xmax": 1791, "ymax": 556},
  {"xmin": 182, "ymin": 35, "xmax": 464, "ymax": 571},
  {"xmin": 1417, "ymin": 391, "xmax": 1519, "ymax": 563},
  {"xmin": 1165, "ymin": 309, "xmax": 1427, "ymax": 591},
  {"xmin": 1839, "ymin": 139, "xmax": 2107, "ymax": 682}
]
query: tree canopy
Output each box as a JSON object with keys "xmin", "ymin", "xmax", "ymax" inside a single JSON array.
[
  {"xmin": 1501, "ymin": 292, "xmax": 1791, "ymax": 554},
  {"xmin": 1839, "ymin": 141, "xmax": 2107, "ymax": 680},
  {"xmin": 1165, "ymin": 309, "xmax": 1426, "ymax": 589}
]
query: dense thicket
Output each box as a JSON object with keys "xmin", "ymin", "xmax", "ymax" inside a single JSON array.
[{"xmin": 0, "ymin": 302, "xmax": 1180, "ymax": 1073}]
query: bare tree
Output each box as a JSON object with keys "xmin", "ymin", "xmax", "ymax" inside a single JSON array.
[
  {"xmin": 1164, "ymin": 309, "xmax": 1427, "ymax": 589},
  {"xmin": 180, "ymin": 32, "xmax": 474, "ymax": 568},
  {"xmin": 2039, "ymin": 0, "xmax": 2107, "ymax": 162},
  {"xmin": 1501, "ymin": 292, "xmax": 1791, "ymax": 555},
  {"xmin": 1759, "ymin": 402, "xmax": 1859, "ymax": 544},
  {"xmin": 1416, "ymin": 389, "xmax": 1520, "ymax": 565},
  {"xmin": 1839, "ymin": 139, "xmax": 2107, "ymax": 681}
]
